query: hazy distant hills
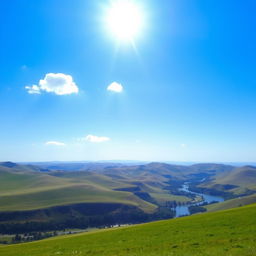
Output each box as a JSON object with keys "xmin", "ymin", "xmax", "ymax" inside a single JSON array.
[
  {"xmin": 31, "ymin": 162, "xmax": 126, "ymax": 171},
  {"xmin": 0, "ymin": 161, "xmax": 47, "ymax": 173},
  {"xmin": 31, "ymin": 161, "xmax": 237, "ymax": 177}
]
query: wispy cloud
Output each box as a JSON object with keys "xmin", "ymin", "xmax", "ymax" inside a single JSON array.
[
  {"xmin": 25, "ymin": 73, "xmax": 79, "ymax": 95},
  {"xmin": 79, "ymin": 134, "xmax": 111, "ymax": 143},
  {"xmin": 107, "ymin": 82, "xmax": 123, "ymax": 93},
  {"xmin": 45, "ymin": 141, "xmax": 66, "ymax": 146},
  {"xmin": 25, "ymin": 85, "xmax": 41, "ymax": 94}
]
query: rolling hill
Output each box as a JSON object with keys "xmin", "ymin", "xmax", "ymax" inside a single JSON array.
[
  {"xmin": 1, "ymin": 161, "xmax": 256, "ymax": 234},
  {"xmin": 199, "ymin": 165, "xmax": 256, "ymax": 196},
  {"xmin": 215, "ymin": 166, "xmax": 256, "ymax": 189},
  {"xmin": 0, "ymin": 161, "xmax": 196, "ymax": 213},
  {"xmin": 0, "ymin": 163, "xmax": 156, "ymax": 213}
]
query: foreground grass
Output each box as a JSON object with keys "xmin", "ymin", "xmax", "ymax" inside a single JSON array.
[{"xmin": 1, "ymin": 204, "xmax": 255, "ymax": 256}]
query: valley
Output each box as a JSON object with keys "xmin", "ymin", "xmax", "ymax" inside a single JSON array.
[{"xmin": 0, "ymin": 161, "xmax": 256, "ymax": 240}]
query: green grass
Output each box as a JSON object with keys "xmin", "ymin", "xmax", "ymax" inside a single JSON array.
[
  {"xmin": 200, "ymin": 166, "xmax": 256, "ymax": 195},
  {"xmin": 0, "ymin": 168, "xmax": 70, "ymax": 196},
  {"xmin": 0, "ymin": 166, "xmax": 157, "ymax": 213},
  {"xmin": 51, "ymin": 171, "xmax": 130, "ymax": 189},
  {"xmin": 0, "ymin": 184, "xmax": 156, "ymax": 213},
  {"xmin": 1, "ymin": 203, "xmax": 255, "ymax": 256},
  {"xmin": 150, "ymin": 192, "xmax": 190, "ymax": 205}
]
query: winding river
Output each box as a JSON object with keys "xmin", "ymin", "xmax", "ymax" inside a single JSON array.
[{"xmin": 174, "ymin": 183, "xmax": 224, "ymax": 217}]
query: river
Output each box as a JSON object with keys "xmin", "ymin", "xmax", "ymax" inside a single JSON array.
[{"xmin": 174, "ymin": 183, "xmax": 224, "ymax": 217}]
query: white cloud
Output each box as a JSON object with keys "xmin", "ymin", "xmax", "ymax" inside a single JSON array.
[
  {"xmin": 45, "ymin": 141, "xmax": 66, "ymax": 146},
  {"xmin": 25, "ymin": 73, "xmax": 79, "ymax": 95},
  {"xmin": 107, "ymin": 82, "xmax": 123, "ymax": 93},
  {"xmin": 25, "ymin": 85, "xmax": 41, "ymax": 94},
  {"xmin": 81, "ymin": 134, "xmax": 111, "ymax": 143}
]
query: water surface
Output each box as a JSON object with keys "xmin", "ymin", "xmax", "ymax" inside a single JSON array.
[{"xmin": 174, "ymin": 183, "xmax": 224, "ymax": 217}]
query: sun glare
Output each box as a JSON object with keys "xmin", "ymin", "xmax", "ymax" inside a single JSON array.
[{"xmin": 105, "ymin": 0, "xmax": 144, "ymax": 41}]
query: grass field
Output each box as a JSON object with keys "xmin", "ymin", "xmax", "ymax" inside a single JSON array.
[
  {"xmin": 0, "ymin": 184, "xmax": 156, "ymax": 213},
  {"xmin": 150, "ymin": 192, "xmax": 190, "ymax": 205},
  {"xmin": 0, "ymin": 203, "xmax": 255, "ymax": 256}
]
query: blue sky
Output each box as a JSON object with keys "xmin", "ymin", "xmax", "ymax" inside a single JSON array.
[{"xmin": 0, "ymin": 0, "xmax": 255, "ymax": 162}]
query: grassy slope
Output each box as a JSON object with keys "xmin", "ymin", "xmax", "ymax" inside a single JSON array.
[
  {"xmin": 200, "ymin": 166, "xmax": 256, "ymax": 195},
  {"xmin": 50, "ymin": 171, "xmax": 130, "ymax": 189},
  {"xmin": 1, "ymin": 203, "xmax": 255, "ymax": 256},
  {"xmin": 2, "ymin": 162, "xmax": 241, "ymax": 214},
  {"xmin": 150, "ymin": 192, "xmax": 189, "ymax": 205},
  {"xmin": 55, "ymin": 171, "xmax": 191, "ymax": 208},
  {"xmin": 0, "ymin": 184, "xmax": 151, "ymax": 212},
  {"xmin": 205, "ymin": 194, "xmax": 256, "ymax": 212},
  {"xmin": 0, "ymin": 170, "xmax": 72, "ymax": 196},
  {"xmin": 218, "ymin": 166, "xmax": 256, "ymax": 187},
  {"xmin": 0, "ymin": 167, "xmax": 156, "ymax": 213},
  {"xmin": 0, "ymin": 185, "xmax": 157, "ymax": 213}
]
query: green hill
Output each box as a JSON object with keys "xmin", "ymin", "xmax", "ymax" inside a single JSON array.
[
  {"xmin": 0, "ymin": 165, "xmax": 156, "ymax": 213},
  {"xmin": 0, "ymin": 165, "xmax": 70, "ymax": 196},
  {"xmin": 0, "ymin": 203, "xmax": 255, "ymax": 256},
  {"xmin": 0, "ymin": 162, "xmax": 190, "ymax": 212},
  {"xmin": 0, "ymin": 164, "xmax": 162, "ymax": 233},
  {"xmin": 216, "ymin": 166, "xmax": 256, "ymax": 190},
  {"xmin": 0, "ymin": 184, "xmax": 156, "ymax": 212},
  {"xmin": 200, "ymin": 166, "xmax": 256, "ymax": 196}
]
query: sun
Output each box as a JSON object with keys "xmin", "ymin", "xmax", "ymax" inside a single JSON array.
[{"xmin": 105, "ymin": 0, "xmax": 144, "ymax": 41}]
